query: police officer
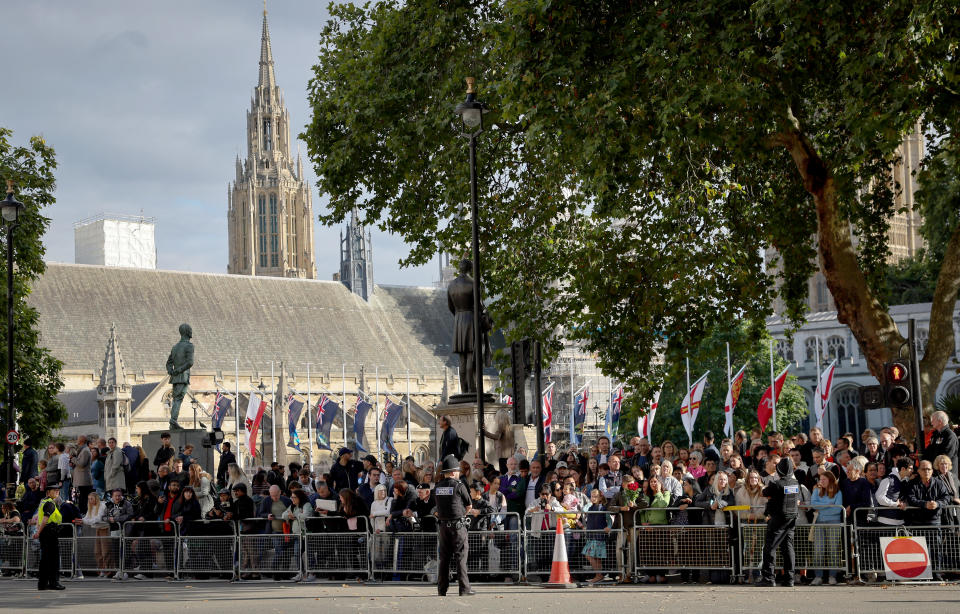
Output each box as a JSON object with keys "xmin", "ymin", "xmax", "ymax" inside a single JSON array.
[
  {"xmin": 759, "ymin": 456, "xmax": 800, "ymax": 587},
  {"xmin": 36, "ymin": 482, "xmax": 66, "ymax": 591},
  {"xmin": 434, "ymin": 454, "xmax": 475, "ymax": 596}
]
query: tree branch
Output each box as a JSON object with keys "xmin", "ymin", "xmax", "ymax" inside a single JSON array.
[{"xmin": 919, "ymin": 223, "xmax": 960, "ymax": 410}]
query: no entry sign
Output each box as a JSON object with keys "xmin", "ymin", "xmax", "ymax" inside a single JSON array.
[{"xmin": 880, "ymin": 536, "xmax": 932, "ymax": 580}]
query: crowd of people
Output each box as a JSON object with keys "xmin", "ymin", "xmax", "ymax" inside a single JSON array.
[{"xmin": 1, "ymin": 409, "xmax": 958, "ymax": 585}]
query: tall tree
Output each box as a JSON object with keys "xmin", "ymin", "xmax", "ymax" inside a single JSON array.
[
  {"xmin": 304, "ymin": 1, "xmax": 960, "ymax": 436},
  {"xmin": 0, "ymin": 128, "xmax": 66, "ymax": 448}
]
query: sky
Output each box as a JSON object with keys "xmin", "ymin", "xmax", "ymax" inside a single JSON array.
[{"xmin": 0, "ymin": 0, "xmax": 437, "ymax": 286}]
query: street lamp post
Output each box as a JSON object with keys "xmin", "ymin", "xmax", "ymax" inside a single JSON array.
[
  {"xmin": 454, "ymin": 77, "xmax": 489, "ymax": 463},
  {"xmin": 1, "ymin": 181, "xmax": 23, "ymax": 491}
]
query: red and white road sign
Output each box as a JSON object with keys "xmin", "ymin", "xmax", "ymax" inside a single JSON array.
[
  {"xmin": 880, "ymin": 536, "xmax": 932, "ymax": 580},
  {"xmin": 5, "ymin": 430, "xmax": 17, "ymax": 445}
]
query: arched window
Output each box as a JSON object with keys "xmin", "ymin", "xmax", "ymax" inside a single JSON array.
[
  {"xmin": 942, "ymin": 378, "xmax": 960, "ymax": 401},
  {"xmin": 269, "ymin": 194, "xmax": 279, "ymax": 267},
  {"xmin": 776, "ymin": 339, "xmax": 795, "ymax": 362},
  {"xmin": 826, "ymin": 335, "xmax": 846, "ymax": 361},
  {"xmin": 257, "ymin": 195, "xmax": 267, "ymax": 268},
  {"xmin": 805, "ymin": 337, "xmax": 823, "ymax": 362},
  {"xmin": 833, "ymin": 387, "xmax": 865, "ymax": 441}
]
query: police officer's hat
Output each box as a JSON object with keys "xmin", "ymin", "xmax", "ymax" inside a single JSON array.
[
  {"xmin": 438, "ymin": 454, "xmax": 460, "ymax": 474},
  {"xmin": 45, "ymin": 482, "xmax": 62, "ymax": 491},
  {"xmin": 776, "ymin": 456, "xmax": 795, "ymax": 477}
]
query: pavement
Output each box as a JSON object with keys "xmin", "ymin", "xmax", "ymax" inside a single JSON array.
[{"xmin": 3, "ymin": 580, "xmax": 959, "ymax": 613}]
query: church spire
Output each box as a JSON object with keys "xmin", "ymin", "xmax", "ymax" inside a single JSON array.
[{"xmin": 258, "ymin": 2, "xmax": 276, "ymax": 88}]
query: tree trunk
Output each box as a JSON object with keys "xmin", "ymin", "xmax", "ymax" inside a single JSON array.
[{"xmin": 919, "ymin": 224, "xmax": 960, "ymax": 412}]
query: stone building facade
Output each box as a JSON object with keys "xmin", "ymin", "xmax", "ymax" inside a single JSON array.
[{"xmin": 227, "ymin": 8, "xmax": 316, "ymax": 279}]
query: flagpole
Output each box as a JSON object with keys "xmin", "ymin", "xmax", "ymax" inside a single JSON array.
[
  {"xmin": 406, "ymin": 369, "xmax": 412, "ymax": 457},
  {"xmin": 769, "ymin": 339, "xmax": 776, "ymax": 432},
  {"xmin": 569, "ymin": 357, "xmax": 575, "ymax": 444},
  {"xmin": 726, "ymin": 342, "xmax": 732, "ymax": 438},
  {"xmin": 306, "ymin": 362, "xmax": 313, "ymax": 470},
  {"xmin": 270, "ymin": 361, "xmax": 277, "ymax": 464},
  {"xmin": 375, "ymin": 365, "xmax": 381, "ymax": 464},
  {"xmin": 685, "ymin": 355, "xmax": 692, "ymax": 447},
  {"xmin": 815, "ymin": 336, "xmax": 822, "ymax": 436},
  {"xmin": 342, "ymin": 363, "xmax": 347, "ymax": 449},
  {"xmin": 235, "ymin": 358, "xmax": 241, "ymax": 470}
]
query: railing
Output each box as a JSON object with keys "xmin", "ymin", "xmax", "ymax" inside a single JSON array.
[
  {"xmin": 852, "ymin": 505, "xmax": 960, "ymax": 581},
  {"xmin": 631, "ymin": 506, "xmax": 736, "ymax": 581},
  {"xmin": 523, "ymin": 509, "xmax": 624, "ymax": 580},
  {"xmin": 0, "ymin": 505, "xmax": 957, "ymax": 584}
]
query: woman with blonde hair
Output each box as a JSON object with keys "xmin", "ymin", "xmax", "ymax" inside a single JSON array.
[
  {"xmin": 226, "ymin": 463, "xmax": 250, "ymax": 495},
  {"xmin": 81, "ymin": 492, "xmax": 111, "ymax": 576},
  {"xmin": 188, "ymin": 463, "xmax": 214, "ymax": 516}
]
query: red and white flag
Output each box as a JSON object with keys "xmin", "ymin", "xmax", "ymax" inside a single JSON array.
[
  {"xmin": 814, "ymin": 360, "xmax": 838, "ymax": 429},
  {"xmin": 245, "ymin": 391, "xmax": 267, "ymax": 457},
  {"xmin": 542, "ymin": 383, "xmax": 555, "ymax": 443},
  {"xmin": 638, "ymin": 390, "xmax": 660, "ymax": 439},
  {"xmin": 757, "ymin": 366, "xmax": 790, "ymax": 432},
  {"xmin": 723, "ymin": 364, "xmax": 748, "ymax": 439},
  {"xmin": 680, "ymin": 373, "xmax": 709, "ymax": 445}
]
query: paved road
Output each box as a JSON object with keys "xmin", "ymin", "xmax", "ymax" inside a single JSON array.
[{"xmin": 3, "ymin": 581, "xmax": 959, "ymax": 613}]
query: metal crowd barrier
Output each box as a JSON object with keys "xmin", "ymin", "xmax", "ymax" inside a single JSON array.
[
  {"xmin": 27, "ymin": 522, "xmax": 75, "ymax": 579},
  {"xmin": 121, "ymin": 520, "xmax": 179, "ymax": 579},
  {"xmin": 76, "ymin": 523, "xmax": 122, "ymax": 577},
  {"xmin": 852, "ymin": 505, "xmax": 960, "ymax": 582},
  {"xmin": 631, "ymin": 506, "xmax": 736, "ymax": 581},
  {"xmin": 304, "ymin": 516, "xmax": 370, "ymax": 580},
  {"xmin": 738, "ymin": 505, "xmax": 848, "ymax": 579},
  {"xmin": 463, "ymin": 513, "xmax": 521, "ymax": 580},
  {"xmin": 179, "ymin": 520, "xmax": 237, "ymax": 580},
  {"xmin": 237, "ymin": 518, "xmax": 301, "ymax": 580},
  {"xmin": 371, "ymin": 529, "xmax": 437, "ymax": 580},
  {"xmin": 523, "ymin": 510, "xmax": 624, "ymax": 580},
  {"xmin": 0, "ymin": 521, "xmax": 26, "ymax": 575}
]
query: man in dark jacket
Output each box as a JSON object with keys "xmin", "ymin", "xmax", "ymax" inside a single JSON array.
[
  {"xmin": 153, "ymin": 433, "xmax": 175, "ymax": 469},
  {"xmin": 216, "ymin": 442, "xmax": 236, "ymax": 486},
  {"xmin": 19, "ymin": 439, "xmax": 38, "ymax": 484},
  {"xmin": 328, "ymin": 447, "xmax": 363, "ymax": 493},
  {"xmin": 439, "ymin": 416, "xmax": 460, "ymax": 460},
  {"xmin": 230, "ymin": 483, "xmax": 256, "ymax": 522},
  {"xmin": 904, "ymin": 460, "xmax": 954, "ymax": 577},
  {"xmin": 924, "ymin": 411, "xmax": 959, "ymax": 479}
]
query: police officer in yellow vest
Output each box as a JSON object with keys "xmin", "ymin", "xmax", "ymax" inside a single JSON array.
[{"xmin": 36, "ymin": 482, "xmax": 66, "ymax": 591}]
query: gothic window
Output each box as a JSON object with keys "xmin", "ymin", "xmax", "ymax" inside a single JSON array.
[
  {"xmin": 257, "ymin": 195, "xmax": 267, "ymax": 268},
  {"xmin": 815, "ymin": 277, "xmax": 829, "ymax": 312},
  {"xmin": 833, "ymin": 387, "xmax": 865, "ymax": 440},
  {"xmin": 269, "ymin": 194, "xmax": 279, "ymax": 267},
  {"xmin": 262, "ymin": 118, "xmax": 272, "ymax": 152},
  {"xmin": 776, "ymin": 339, "xmax": 794, "ymax": 362},
  {"xmin": 804, "ymin": 337, "xmax": 823, "ymax": 363},
  {"xmin": 826, "ymin": 335, "xmax": 846, "ymax": 360}
]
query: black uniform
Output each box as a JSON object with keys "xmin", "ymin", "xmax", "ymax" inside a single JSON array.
[
  {"xmin": 434, "ymin": 474, "xmax": 472, "ymax": 596},
  {"xmin": 760, "ymin": 458, "xmax": 800, "ymax": 585},
  {"xmin": 37, "ymin": 498, "xmax": 63, "ymax": 590}
]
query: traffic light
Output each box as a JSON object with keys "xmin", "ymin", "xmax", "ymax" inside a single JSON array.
[{"xmin": 883, "ymin": 360, "xmax": 911, "ymax": 408}]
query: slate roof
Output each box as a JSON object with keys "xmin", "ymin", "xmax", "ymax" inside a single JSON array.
[
  {"xmin": 30, "ymin": 263, "xmax": 455, "ymax": 376},
  {"xmin": 58, "ymin": 382, "xmax": 158, "ymax": 426}
]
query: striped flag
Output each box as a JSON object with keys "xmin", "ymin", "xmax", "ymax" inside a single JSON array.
[
  {"xmin": 542, "ymin": 383, "xmax": 555, "ymax": 443},
  {"xmin": 723, "ymin": 365, "xmax": 748, "ymax": 439},
  {"xmin": 638, "ymin": 389, "xmax": 659, "ymax": 439},
  {"xmin": 245, "ymin": 391, "xmax": 267, "ymax": 457},
  {"xmin": 814, "ymin": 360, "xmax": 837, "ymax": 430},
  {"xmin": 680, "ymin": 373, "xmax": 709, "ymax": 446}
]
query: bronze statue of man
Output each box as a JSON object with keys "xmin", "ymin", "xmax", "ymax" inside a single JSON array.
[
  {"xmin": 447, "ymin": 259, "xmax": 492, "ymax": 395},
  {"xmin": 165, "ymin": 323, "xmax": 194, "ymax": 429}
]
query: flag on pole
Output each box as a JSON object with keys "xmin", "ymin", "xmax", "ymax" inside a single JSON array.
[
  {"xmin": 353, "ymin": 397, "xmax": 372, "ymax": 453},
  {"xmin": 504, "ymin": 395, "xmax": 513, "ymax": 406},
  {"xmin": 605, "ymin": 384, "xmax": 622, "ymax": 440},
  {"xmin": 315, "ymin": 394, "xmax": 340, "ymax": 451},
  {"xmin": 244, "ymin": 391, "xmax": 267, "ymax": 457},
  {"xmin": 814, "ymin": 360, "xmax": 838, "ymax": 429},
  {"xmin": 286, "ymin": 395, "xmax": 304, "ymax": 451},
  {"xmin": 680, "ymin": 373, "xmax": 709, "ymax": 445},
  {"xmin": 542, "ymin": 383, "xmax": 555, "ymax": 443},
  {"xmin": 638, "ymin": 389, "xmax": 659, "ymax": 439},
  {"xmin": 723, "ymin": 364, "xmax": 748, "ymax": 439},
  {"xmin": 572, "ymin": 385, "xmax": 589, "ymax": 445},
  {"xmin": 757, "ymin": 366, "xmax": 790, "ymax": 432},
  {"xmin": 212, "ymin": 392, "xmax": 232, "ymax": 452},
  {"xmin": 380, "ymin": 397, "xmax": 403, "ymax": 456}
]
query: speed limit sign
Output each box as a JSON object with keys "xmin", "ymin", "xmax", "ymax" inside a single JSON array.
[{"xmin": 5, "ymin": 430, "xmax": 18, "ymax": 445}]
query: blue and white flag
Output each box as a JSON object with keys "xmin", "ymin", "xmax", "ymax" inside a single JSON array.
[
  {"xmin": 571, "ymin": 385, "xmax": 589, "ymax": 445},
  {"xmin": 287, "ymin": 395, "xmax": 304, "ymax": 451},
  {"xmin": 212, "ymin": 392, "xmax": 232, "ymax": 451},
  {"xmin": 379, "ymin": 398, "xmax": 403, "ymax": 456},
  {"xmin": 353, "ymin": 397, "xmax": 372, "ymax": 453},
  {"xmin": 315, "ymin": 394, "xmax": 340, "ymax": 451}
]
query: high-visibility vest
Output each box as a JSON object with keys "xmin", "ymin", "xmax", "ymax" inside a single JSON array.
[{"xmin": 37, "ymin": 497, "xmax": 62, "ymax": 526}]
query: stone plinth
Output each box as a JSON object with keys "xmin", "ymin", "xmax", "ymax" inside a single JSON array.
[{"xmin": 430, "ymin": 402, "xmax": 536, "ymax": 465}]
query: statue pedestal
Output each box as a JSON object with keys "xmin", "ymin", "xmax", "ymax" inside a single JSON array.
[{"xmin": 430, "ymin": 402, "xmax": 536, "ymax": 466}]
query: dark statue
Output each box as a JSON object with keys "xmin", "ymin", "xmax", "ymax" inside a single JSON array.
[
  {"xmin": 165, "ymin": 323, "xmax": 195, "ymax": 429},
  {"xmin": 447, "ymin": 259, "xmax": 492, "ymax": 397}
]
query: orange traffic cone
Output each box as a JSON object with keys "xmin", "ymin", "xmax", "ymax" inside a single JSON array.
[{"xmin": 543, "ymin": 516, "xmax": 577, "ymax": 588}]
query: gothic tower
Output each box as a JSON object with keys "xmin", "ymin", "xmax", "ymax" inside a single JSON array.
[
  {"xmin": 98, "ymin": 324, "xmax": 132, "ymax": 443},
  {"xmin": 227, "ymin": 6, "xmax": 317, "ymax": 279},
  {"xmin": 340, "ymin": 209, "xmax": 374, "ymax": 301}
]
